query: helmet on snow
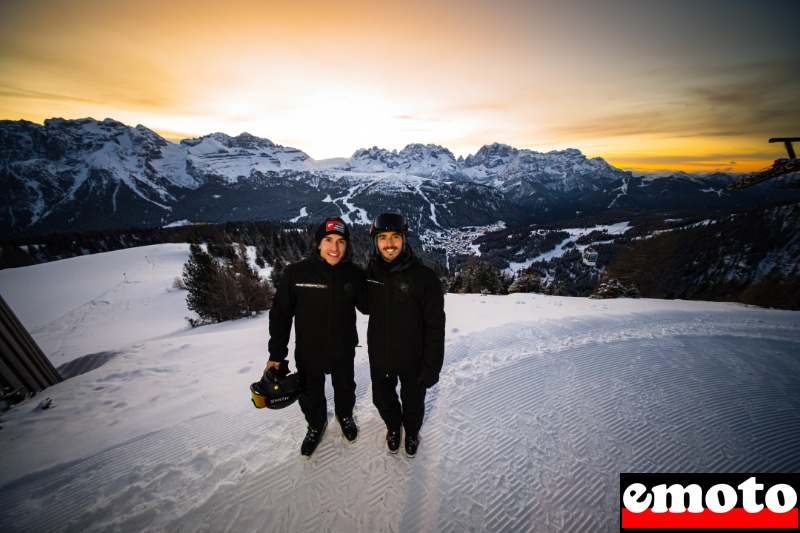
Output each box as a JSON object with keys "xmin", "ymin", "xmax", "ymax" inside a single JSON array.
[{"xmin": 250, "ymin": 360, "xmax": 302, "ymax": 410}]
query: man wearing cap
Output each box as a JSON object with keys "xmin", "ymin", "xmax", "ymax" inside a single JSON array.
[
  {"xmin": 366, "ymin": 213, "xmax": 446, "ymax": 457},
  {"xmin": 266, "ymin": 216, "xmax": 367, "ymax": 458}
]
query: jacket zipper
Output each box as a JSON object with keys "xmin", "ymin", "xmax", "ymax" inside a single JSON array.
[
  {"xmin": 326, "ymin": 265, "xmax": 333, "ymax": 369},
  {"xmin": 384, "ymin": 270, "xmax": 391, "ymax": 377}
]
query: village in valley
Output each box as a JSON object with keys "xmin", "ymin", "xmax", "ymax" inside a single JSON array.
[{"xmin": 420, "ymin": 222, "xmax": 507, "ymax": 257}]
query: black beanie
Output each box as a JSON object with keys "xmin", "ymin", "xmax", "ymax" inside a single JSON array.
[{"xmin": 315, "ymin": 216, "xmax": 350, "ymax": 245}]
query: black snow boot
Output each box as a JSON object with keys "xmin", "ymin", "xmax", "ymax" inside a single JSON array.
[
  {"xmin": 338, "ymin": 415, "xmax": 358, "ymax": 443},
  {"xmin": 386, "ymin": 428, "xmax": 401, "ymax": 454},
  {"xmin": 404, "ymin": 432, "xmax": 419, "ymax": 458},
  {"xmin": 300, "ymin": 422, "xmax": 327, "ymax": 458}
]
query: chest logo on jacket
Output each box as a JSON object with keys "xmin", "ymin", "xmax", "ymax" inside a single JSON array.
[{"xmin": 296, "ymin": 283, "xmax": 327, "ymax": 289}]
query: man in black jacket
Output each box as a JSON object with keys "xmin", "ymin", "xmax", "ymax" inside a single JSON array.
[
  {"xmin": 366, "ymin": 213, "xmax": 446, "ymax": 457},
  {"xmin": 267, "ymin": 216, "xmax": 367, "ymax": 458}
]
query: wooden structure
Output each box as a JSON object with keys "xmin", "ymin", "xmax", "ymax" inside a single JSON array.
[{"xmin": 0, "ymin": 294, "xmax": 62, "ymax": 397}]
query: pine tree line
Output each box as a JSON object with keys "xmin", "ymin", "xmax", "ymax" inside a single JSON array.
[
  {"xmin": 5, "ymin": 202, "xmax": 798, "ymax": 309},
  {"xmin": 0, "ymin": 220, "xmax": 314, "ymax": 270},
  {"xmin": 594, "ymin": 203, "xmax": 800, "ymax": 309},
  {"xmin": 444, "ymin": 256, "xmax": 567, "ymax": 296},
  {"xmin": 182, "ymin": 243, "xmax": 275, "ymax": 326}
]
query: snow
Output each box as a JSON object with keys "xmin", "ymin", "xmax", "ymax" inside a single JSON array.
[
  {"xmin": 331, "ymin": 185, "xmax": 371, "ymax": 225},
  {"xmin": 507, "ymin": 222, "xmax": 631, "ymax": 273},
  {"xmin": 0, "ymin": 244, "xmax": 799, "ymax": 532},
  {"xmin": 608, "ymin": 177, "xmax": 629, "ymax": 208},
  {"xmin": 163, "ymin": 219, "xmax": 194, "ymax": 228},
  {"xmin": 182, "ymin": 135, "xmax": 313, "ymax": 184},
  {"xmin": 149, "ymin": 143, "xmax": 198, "ymax": 189},
  {"xmin": 289, "ymin": 207, "xmax": 308, "ymax": 222}
]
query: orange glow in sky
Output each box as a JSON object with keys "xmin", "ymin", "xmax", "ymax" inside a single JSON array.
[{"xmin": 1, "ymin": 0, "xmax": 798, "ymax": 173}]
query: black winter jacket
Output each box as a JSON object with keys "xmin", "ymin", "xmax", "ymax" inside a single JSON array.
[
  {"xmin": 268, "ymin": 253, "xmax": 367, "ymax": 374},
  {"xmin": 366, "ymin": 247, "xmax": 446, "ymax": 379}
]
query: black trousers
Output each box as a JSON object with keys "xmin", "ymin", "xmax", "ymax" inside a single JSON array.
[
  {"xmin": 370, "ymin": 369, "xmax": 427, "ymax": 435},
  {"xmin": 298, "ymin": 361, "xmax": 356, "ymax": 430}
]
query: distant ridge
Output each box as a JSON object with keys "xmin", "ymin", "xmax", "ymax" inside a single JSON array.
[{"xmin": 1, "ymin": 117, "xmax": 795, "ymax": 238}]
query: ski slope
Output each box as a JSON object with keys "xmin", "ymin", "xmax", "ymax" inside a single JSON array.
[{"xmin": 0, "ymin": 244, "xmax": 798, "ymax": 532}]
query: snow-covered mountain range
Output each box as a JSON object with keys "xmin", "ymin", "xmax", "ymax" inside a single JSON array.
[{"xmin": 1, "ymin": 118, "xmax": 792, "ymax": 238}]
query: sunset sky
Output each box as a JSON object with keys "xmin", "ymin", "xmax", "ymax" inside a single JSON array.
[{"xmin": 1, "ymin": 0, "xmax": 798, "ymax": 173}]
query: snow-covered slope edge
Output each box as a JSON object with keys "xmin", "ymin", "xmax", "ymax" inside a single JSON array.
[{"xmin": 0, "ymin": 245, "xmax": 798, "ymax": 532}]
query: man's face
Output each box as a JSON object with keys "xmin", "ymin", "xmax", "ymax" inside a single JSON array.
[
  {"xmin": 318, "ymin": 234, "xmax": 347, "ymax": 265},
  {"xmin": 376, "ymin": 231, "xmax": 403, "ymax": 262}
]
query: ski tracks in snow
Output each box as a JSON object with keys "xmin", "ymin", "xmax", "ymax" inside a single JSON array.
[
  {"xmin": 426, "ymin": 309, "xmax": 800, "ymax": 531},
  {"xmin": 1, "ymin": 309, "xmax": 799, "ymax": 532}
]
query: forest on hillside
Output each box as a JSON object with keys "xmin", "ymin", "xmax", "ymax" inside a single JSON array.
[{"xmin": 2, "ymin": 202, "xmax": 798, "ymax": 310}]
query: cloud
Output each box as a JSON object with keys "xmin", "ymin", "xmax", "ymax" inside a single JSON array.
[
  {"xmin": 0, "ymin": 85, "xmax": 100, "ymax": 105},
  {"xmin": 2, "ymin": 0, "xmax": 798, "ymax": 172},
  {"xmin": 536, "ymin": 58, "xmax": 800, "ymax": 157}
]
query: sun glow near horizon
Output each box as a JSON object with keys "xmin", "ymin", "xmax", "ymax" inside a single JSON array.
[{"xmin": 1, "ymin": 0, "xmax": 797, "ymax": 173}]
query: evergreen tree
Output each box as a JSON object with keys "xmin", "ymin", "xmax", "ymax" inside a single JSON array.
[
  {"xmin": 227, "ymin": 246, "xmax": 274, "ymax": 317},
  {"xmin": 472, "ymin": 261, "xmax": 502, "ymax": 294},
  {"xmin": 182, "ymin": 243, "xmax": 275, "ymax": 324},
  {"xmin": 270, "ymin": 256, "xmax": 286, "ymax": 287},
  {"xmin": 254, "ymin": 248, "xmax": 266, "ymax": 269},
  {"xmin": 509, "ymin": 270, "xmax": 544, "ymax": 294},
  {"xmin": 182, "ymin": 244, "xmax": 220, "ymax": 322},
  {"xmin": 447, "ymin": 257, "xmax": 506, "ymax": 295},
  {"xmin": 0, "ymin": 245, "xmax": 36, "ymax": 269},
  {"xmin": 207, "ymin": 266, "xmax": 240, "ymax": 321},
  {"xmin": 591, "ymin": 275, "xmax": 641, "ymax": 299}
]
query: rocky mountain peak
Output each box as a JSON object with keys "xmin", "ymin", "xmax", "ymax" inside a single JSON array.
[
  {"xmin": 463, "ymin": 143, "xmax": 518, "ymax": 169},
  {"xmin": 2, "ymin": 117, "xmax": 790, "ymax": 240}
]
